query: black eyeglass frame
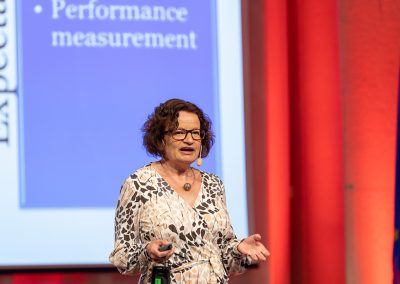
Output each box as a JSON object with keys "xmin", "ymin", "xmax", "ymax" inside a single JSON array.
[{"xmin": 165, "ymin": 129, "xmax": 205, "ymax": 141}]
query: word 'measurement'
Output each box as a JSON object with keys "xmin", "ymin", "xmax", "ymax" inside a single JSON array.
[{"xmin": 52, "ymin": 30, "xmax": 197, "ymax": 49}]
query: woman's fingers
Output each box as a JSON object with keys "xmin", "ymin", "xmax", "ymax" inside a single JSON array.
[
  {"xmin": 253, "ymin": 234, "xmax": 262, "ymax": 241},
  {"xmin": 262, "ymin": 248, "xmax": 270, "ymax": 257},
  {"xmin": 156, "ymin": 248, "xmax": 175, "ymax": 262},
  {"xmin": 248, "ymin": 250, "xmax": 268, "ymax": 262},
  {"xmin": 257, "ymin": 251, "xmax": 267, "ymax": 261},
  {"xmin": 242, "ymin": 239, "xmax": 270, "ymax": 262},
  {"xmin": 146, "ymin": 240, "xmax": 174, "ymax": 261}
]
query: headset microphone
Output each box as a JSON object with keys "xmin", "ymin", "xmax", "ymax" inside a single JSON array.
[{"xmin": 197, "ymin": 145, "xmax": 202, "ymax": 166}]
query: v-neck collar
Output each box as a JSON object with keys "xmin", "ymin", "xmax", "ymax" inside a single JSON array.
[{"xmin": 149, "ymin": 164, "xmax": 204, "ymax": 209}]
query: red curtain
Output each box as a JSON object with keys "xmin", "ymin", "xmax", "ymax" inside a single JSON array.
[
  {"xmin": 244, "ymin": 0, "xmax": 345, "ymax": 282},
  {"xmin": 342, "ymin": 0, "xmax": 400, "ymax": 282},
  {"xmin": 244, "ymin": 0, "xmax": 399, "ymax": 283},
  {"xmin": 288, "ymin": 0, "xmax": 345, "ymax": 282}
]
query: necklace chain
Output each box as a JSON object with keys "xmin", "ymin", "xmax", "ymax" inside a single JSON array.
[{"xmin": 160, "ymin": 161, "xmax": 195, "ymax": 191}]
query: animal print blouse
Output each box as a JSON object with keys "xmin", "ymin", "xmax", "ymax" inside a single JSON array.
[{"xmin": 109, "ymin": 165, "xmax": 247, "ymax": 283}]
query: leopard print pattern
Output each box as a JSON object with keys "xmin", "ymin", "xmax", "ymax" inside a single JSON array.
[{"xmin": 109, "ymin": 165, "xmax": 247, "ymax": 283}]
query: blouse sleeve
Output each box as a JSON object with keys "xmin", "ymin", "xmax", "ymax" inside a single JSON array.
[
  {"xmin": 217, "ymin": 178, "xmax": 248, "ymax": 276},
  {"xmin": 109, "ymin": 174, "xmax": 152, "ymax": 275}
]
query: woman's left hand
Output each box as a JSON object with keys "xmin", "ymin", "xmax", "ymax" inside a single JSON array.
[{"xmin": 237, "ymin": 234, "xmax": 270, "ymax": 262}]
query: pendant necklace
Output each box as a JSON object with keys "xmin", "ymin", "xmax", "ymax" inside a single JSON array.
[
  {"xmin": 160, "ymin": 161, "xmax": 195, "ymax": 191},
  {"xmin": 183, "ymin": 167, "xmax": 195, "ymax": 191}
]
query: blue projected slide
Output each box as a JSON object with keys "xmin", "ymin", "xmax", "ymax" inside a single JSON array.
[
  {"xmin": 19, "ymin": 0, "xmax": 218, "ymax": 208},
  {"xmin": 0, "ymin": 0, "xmax": 247, "ymax": 267}
]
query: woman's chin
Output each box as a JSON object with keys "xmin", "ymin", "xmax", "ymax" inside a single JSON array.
[{"xmin": 177, "ymin": 157, "xmax": 196, "ymax": 165}]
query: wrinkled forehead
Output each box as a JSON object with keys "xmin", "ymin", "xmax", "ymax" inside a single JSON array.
[{"xmin": 176, "ymin": 111, "xmax": 200, "ymax": 129}]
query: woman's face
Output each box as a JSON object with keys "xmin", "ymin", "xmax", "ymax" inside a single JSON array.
[{"xmin": 163, "ymin": 111, "xmax": 201, "ymax": 166}]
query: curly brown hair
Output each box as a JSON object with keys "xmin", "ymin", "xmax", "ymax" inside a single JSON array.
[{"xmin": 142, "ymin": 99, "xmax": 214, "ymax": 159}]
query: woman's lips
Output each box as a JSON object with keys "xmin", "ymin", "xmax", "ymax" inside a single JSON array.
[{"xmin": 180, "ymin": 147, "xmax": 195, "ymax": 153}]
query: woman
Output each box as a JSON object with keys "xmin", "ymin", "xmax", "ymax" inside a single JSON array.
[{"xmin": 109, "ymin": 99, "xmax": 269, "ymax": 283}]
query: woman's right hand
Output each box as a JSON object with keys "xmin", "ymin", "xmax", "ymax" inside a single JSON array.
[{"xmin": 146, "ymin": 240, "xmax": 175, "ymax": 262}]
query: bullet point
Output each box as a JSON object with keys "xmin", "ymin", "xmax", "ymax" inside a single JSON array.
[{"xmin": 34, "ymin": 5, "xmax": 42, "ymax": 14}]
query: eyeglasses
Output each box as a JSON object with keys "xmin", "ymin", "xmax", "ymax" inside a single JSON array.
[{"xmin": 168, "ymin": 129, "xmax": 205, "ymax": 141}]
